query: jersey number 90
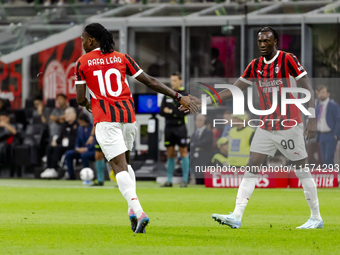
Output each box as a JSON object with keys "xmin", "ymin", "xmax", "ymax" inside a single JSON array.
[
  {"xmin": 93, "ymin": 68, "xmax": 122, "ymax": 97},
  {"xmin": 281, "ymin": 139, "xmax": 295, "ymax": 150}
]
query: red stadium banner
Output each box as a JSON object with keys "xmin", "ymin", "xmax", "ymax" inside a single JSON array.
[
  {"xmin": 31, "ymin": 38, "xmax": 82, "ymax": 103},
  {"xmin": 204, "ymin": 168, "xmax": 289, "ymax": 188},
  {"xmin": 0, "ymin": 59, "xmax": 22, "ymax": 109},
  {"xmin": 288, "ymin": 170, "xmax": 338, "ymax": 188},
  {"xmin": 204, "ymin": 168, "xmax": 338, "ymax": 188}
]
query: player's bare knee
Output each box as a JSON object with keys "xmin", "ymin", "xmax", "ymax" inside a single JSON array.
[
  {"xmin": 95, "ymin": 151, "xmax": 104, "ymax": 161},
  {"xmin": 166, "ymin": 146, "xmax": 175, "ymax": 158},
  {"xmin": 180, "ymin": 152, "xmax": 188, "ymax": 157},
  {"xmin": 291, "ymin": 158, "xmax": 307, "ymax": 169},
  {"xmin": 109, "ymin": 154, "xmax": 128, "ymax": 175},
  {"xmin": 245, "ymin": 160, "xmax": 263, "ymax": 174},
  {"xmin": 245, "ymin": 165, "xmax": 260, "ymax": 174},
  {"xmin": 179, "ymin": 146, "xmax": 188, "ymax": 157}
]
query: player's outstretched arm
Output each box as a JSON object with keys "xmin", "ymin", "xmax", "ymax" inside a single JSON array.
[
  {"xmin": 218, "ymin": 79, "xmax": 250, "ymax": 101},
  {"xmin": 297, "ymin": 75, "xmax": 316, "ymax": 140},
  {"xmin": 179, "ymin": 79, "xmax": 250, "ymax": 112},
  {"xmin": 136, "ymin": 72, "xmax": 197, "ymax": 113}
]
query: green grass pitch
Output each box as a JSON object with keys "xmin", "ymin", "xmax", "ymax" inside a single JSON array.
[{"xmin": 0, "ymin": 179, "xmax": 339, "ymax": 255}]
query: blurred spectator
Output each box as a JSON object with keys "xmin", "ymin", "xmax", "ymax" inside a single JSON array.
[
  {"xmin": 190, "ymin": 114, "xmax": 213, "ymax": 184},
  {"xmin": 0, "ymin": 111, "xmax": 16, "ymax": 138},
  {"xmin": 86, "ymin": 126, "xmax": 106, "ymax": 186},
  {"xmin": 220, "ymin": 110, "xmax": 232, "ymax": 138},
  {"xmin": 211, "ymin": 137, "xmax": 228, "ymax": 167},
  {"xmin": 227, "ymin": 114, "xmax": 254, "ymax": 167},
  {"xmin": 64, "ymin": 113, "xmax": 95, "ymax": 180},
  {"xmin": 0, "ymin": 99, "xmax": 4, "ymax": 112},
  {"xmin": 33, "ymin": 96, "xmax": 49, "ymax": 124},
  {"xmin": 40, "ymin": 107, "xmax": 78, "ymax": 179},
  {"xmin": 315, "ymin": 85, "xmax": 340, "ymax": 165},
  {"xmin": 0, "ymin": 98, "xmax": 10, "ymax": 113},
  {"xmin": 44, "ymin": 0, "xmax": 64, "ymax": 6},
  {"xmin": 48, "ymin": 93, "xmax": 68, "ymax": 142},
  {"xmin": 210, "ymin": 47, "xmax": 224, "ymax": 77},
  {"xmin": 0, "ymin": 111, "xmax": 16, "ymax": 166}
]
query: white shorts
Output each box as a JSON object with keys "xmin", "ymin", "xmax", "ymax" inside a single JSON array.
[
  {"xmin": 250, "ymin": 123, "xmax": 307, "ymax": 161},
  {"xmin": 95, "ymin": 122, "xmax": 138, "ymax": 162}
]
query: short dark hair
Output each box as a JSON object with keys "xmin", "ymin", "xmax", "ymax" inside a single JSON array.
[
  {"xmin": 316, "ymin": 85, "xmax": 329, "ymax": 93},
  {"xmin": 78, "ymin": 113, "xmax": 91, "ymax": 124},
  {"xmin": 34, "ymin": 95, "xmax": 43, "ymax": 101},
  {"xmin": 56, "ymin": 93, "xmax": 67, "ymax": 100},
  {"xmin": 211, "ymin": 48, "xmax": 220, "ymax": 58},
  {"xmin": 84, "ymin": 23, "xmax": 115, "ymax": 54},
  {"xmin": 171, "ymin": 71, "xmax": 182, "ymax": 80},
  {"xmin": 257, "ymin": 26, "xmax": 279, "ymax": 45},
  {"xmin": 0, "ymin": 110, "xmax": 10, "ymax": 117}
]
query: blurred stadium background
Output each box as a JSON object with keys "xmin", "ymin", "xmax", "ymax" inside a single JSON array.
[
  {"xmin": 1, "ymin": 1, "xmax": 340, "ymax": 254},
  {"xmin": 0, "ymin": 0, "xmax": 340, "ymax": 180}
]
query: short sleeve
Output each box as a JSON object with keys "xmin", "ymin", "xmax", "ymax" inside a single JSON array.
[
  {"xmin": 239, "ymin": 60, "xmax": 255, "ymax": 85},
  {"xmin": 124, "ymin": 54, "xmax": 143, "ymax": 78},
  {"xmin": 74, "ymin": 59, "xmax": 86, "ymax": 85},
  {"xmin": 286, "ymin": 53, "xmax": 307, "ymax": 81}
]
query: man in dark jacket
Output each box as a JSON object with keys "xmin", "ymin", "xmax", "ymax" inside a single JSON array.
[
  {"xmin": 0, "ymin": 111, "xmax": 16, "ymax": 166},
  {"xmin": 191, "ymin": 114, "xmax": 213, "ymax": 184},
  {"xmin": 316, "ymin": 85, "xmax": 340, "ymax": 164},
  {"xmin": 64, "ymin": 113, "xmax": 95, "ymax": 180},
  {"xmin": 40, "ymin": 107, "xmax": 78, "ymax": 178}
]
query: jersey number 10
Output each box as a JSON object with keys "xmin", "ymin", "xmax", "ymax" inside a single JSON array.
[{"xmin": 93, "ymin": 68, "xmax": 122, "ymax": 97}]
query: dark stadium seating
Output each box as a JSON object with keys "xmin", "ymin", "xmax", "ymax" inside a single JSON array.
[
  {"xmin": 46, "ymin": 99, "xmax": 55, "ymax": 108},
  {"xmin": 12, "ymin": 122, "xmax": 48, "ymax": 175},
  {"xmin": 24, "ymin": 98, "xmax": 35, "ymax": 123}
]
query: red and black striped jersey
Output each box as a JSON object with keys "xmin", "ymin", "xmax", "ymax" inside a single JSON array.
[
  {"xmin": 240, "ymin": 50, "xmax": 307, "ymax": 131},
  {"xmin": 75, "ymin": 48, "xmax": 142, "ymax": 125}
]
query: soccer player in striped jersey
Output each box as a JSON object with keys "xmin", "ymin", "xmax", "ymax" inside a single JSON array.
[
  {"xmin": 185, "ymin": 27, "xmax": 322, "ymax": 229},
  {"xmin": 75, "ymin": 23, "xmax": 192, "ymax": 233}
]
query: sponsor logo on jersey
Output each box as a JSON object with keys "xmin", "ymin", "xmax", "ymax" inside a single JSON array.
[{"xmin": 258, "ymin": 79, "xmax": 283, "ymax": 88}]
